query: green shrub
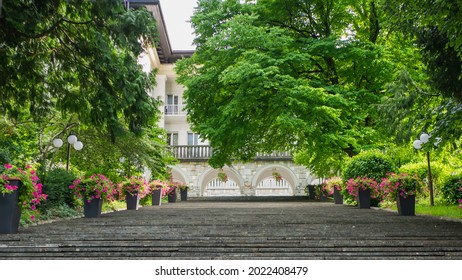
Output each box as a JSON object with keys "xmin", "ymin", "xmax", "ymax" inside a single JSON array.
[
  {"xmin": 441, "ymin": 176, "xmax": 462, "ymax": 205},
  {"xmin": 399, "ymin": 161, "xmax": 450, "ymax": 194},
  {"xmin": 140, "ymin": 194, "xmax": 152, "ymax": 206},
  {"xmin": 0, "ymin": 149, "xmax": 11, "ymax": 173},
  {"xmin": 41, "ymin": 168, "xmax": 77, "ymax": 209},
  {"xmin": 343, "ymin": 150, "xmax": 396, "ymax": 206},
  {"xmin": 343, "ymin": 150, "xmax": 396, "ymax": 181}
]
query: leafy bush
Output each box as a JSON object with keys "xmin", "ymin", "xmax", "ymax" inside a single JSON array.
[
  {"xmin": 399, "ymin": 161, "xmax": 449, "ymax": 193},
  {"xmin": 42, "ymin": 168, "xmax": 77, "ymax": 209},
  {"xmin": 441, "ymin": 176, "xmax": 462, "ymax": 205},
  {"xmin": 343, "ymin": 150, "xmax": 396, "ymax": 206},
  {"xmin": 343, "ymin": 150, "xmax": 396, "ymax": 181},
  {"xmin": 0, "ymin": 149, "xmax": 11, "ymax": 173}
]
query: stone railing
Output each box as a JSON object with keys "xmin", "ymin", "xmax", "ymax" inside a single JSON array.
[{"xmin": 169, "ymin": 145, "xmax": 292, "ymax": 161}]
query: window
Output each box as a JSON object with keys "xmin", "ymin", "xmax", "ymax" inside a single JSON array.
[
  {"xmin": 167, "ymin": 133, "xmax": 178, "ymax": 146},
  {"xmin": 187, "ymin": 132, "xmax": 199, "ymax": 145},
  {"xmin": 166, "ymin": 94, "xmax": 179, "ymax": 114}
]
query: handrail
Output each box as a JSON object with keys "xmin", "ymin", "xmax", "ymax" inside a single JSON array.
[
  {"xmin": 165, "ymin": 104, "xmax": 187, "ymax": 115},
  {"xmin": 169, "ymin": 145, "xmax": 292, "ymax": 161}
]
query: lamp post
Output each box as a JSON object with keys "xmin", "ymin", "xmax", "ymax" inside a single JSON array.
[
  {"xmin": 413, "ymin": 133, "xmax": 441, "ymax": 206},
  {"xmin": 53, "ymin": 134, "xmax": 84, "ymax": 171}
]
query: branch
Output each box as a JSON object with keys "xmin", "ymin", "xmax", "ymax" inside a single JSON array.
[{"xmin": 11, "ymin": 17, "xmax": 95, "ymax": 39}]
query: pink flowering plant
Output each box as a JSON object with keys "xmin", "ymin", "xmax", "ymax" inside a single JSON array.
[
  {"xmin": 322, "ymin": 177, "xmax": 344, "ymax": 195},
  {"xmin": 118, "ymin": 176, "xmax": 149, "ymax": 199},
  {"xmin": 0, "ymin": 163, "xmax": 47, "ymax": 220},
  {"xmin": 149, "ymin": 180, "xmax": 169, "ymax": 197},
  {"xmin": 176, "ymin": 184, "xmax": 189, "ymax": 191},
  {"xmin": 166, "ymin": 182, "xmax": 178, "ymax": 197},
  {"xmin": 380, "ymin": 173, "xmax": 423, "ymax": 201},
  {"xmin": 345, "ymin": 177, "xmax": 379, "ymax": 198},
  {"xmin": 69, "ymin": 174, "xmax": 117, "ymax": 203}
]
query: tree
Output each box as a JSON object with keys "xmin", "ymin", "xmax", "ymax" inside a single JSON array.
[
  {"xmin": 0, "ymin": 0, "xmax": 159, "ymax": 139},
  {"xmin": 177, "ymin": 0, "xmax": 396, "ymax": 176},
  {"xmin": 378, "ymin": 0, "xmax": 462, "ymax": 146},
  {"xmin": 383, "ymin": 0, "xmax": 462, "ymax": 101},
  {"xmin": 0, "ymin": 110, "xmax": 173, "ymax": 181}
]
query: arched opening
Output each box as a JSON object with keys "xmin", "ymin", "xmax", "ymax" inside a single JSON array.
[
  {"xmin": 199, "ymin": 167, "xmax": 243, "ymax": 197},
  {"xmin": 169, "ymin": 166, "xmax": 189, "ymax": 185},
  {"xmin": 256, "ymin": 177, "xmax": 293, "ymax": 196},
  {"xmin": 253, "ymin": 165, "xmax": 298, "ymax": 196},
  {"xmin": 204, "ymin": 178, "xmax": 240, "ymax": 196}
]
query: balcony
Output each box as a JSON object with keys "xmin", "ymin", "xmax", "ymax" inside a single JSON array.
[
  {"xmin": 165, "ymin": 104, "xmax": 187, "ymax": 115},
  {"xmin": 169, "ymin": 145, "xmax": 293, "ymax": 162}
]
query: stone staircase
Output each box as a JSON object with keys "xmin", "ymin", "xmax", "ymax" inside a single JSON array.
[{"xmin": 0, "ymin": 201, "xmax": 461, "ymax": 259}]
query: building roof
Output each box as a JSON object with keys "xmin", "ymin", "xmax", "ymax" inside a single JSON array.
[{"xmin": 127, "ymin": 0, "xmax": 194, "ymax": 63}]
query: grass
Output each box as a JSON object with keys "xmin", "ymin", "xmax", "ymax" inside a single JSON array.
[
  {"xmin": 380, "ymin": 198, "xmax": 462, "ymax": 220},
  {"xmin": 415, "ymin": 204, "xmax": 462, "ymax": 220}
]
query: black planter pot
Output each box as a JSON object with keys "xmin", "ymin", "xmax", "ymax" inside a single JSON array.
[
  {"xmin": 125, "ymin": 192, "xmax": 139, "ymax": 210},
  {"xmin": 397, "ymin": 194, "xmax": 416, "ymax": 216},
  {"xmin": 333, "ymin": 188, "xmax": 343, "ymax": 204},
  {"xmin": 168, "ymin": 188, "xmax": 177, "ymax": 203},
  {"xmin": 180, "ymin": 188, "xmax": 188, "ymax": 201},
  {"xmin": 0, "ymin": 180, "xmax": 21, "ymax": 234},
  {"xmin": 83, "ymin": 198, "xmax": 103, "ymax": 218},
  {"xmin": 357, "ymin": 188, "xmax": 371, "ymax": 209},
  {"xmin": 151, "ymin": 188, "xmax": 162, "ymax": 206},
  {"xmin": 308, "ymin": 185, "xmax": 316, "ymax": 200},
  {"xmin": 320, "ymin": 194, "xmax": 328, "ymax": 202}
]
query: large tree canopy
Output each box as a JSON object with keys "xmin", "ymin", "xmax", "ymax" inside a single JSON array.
[
  {"xmin": 0, "ymin": 0, "xmax": 159, "ymax": 139},
  {"xmin": 378, "ymin": 0, "xmax": 462, "ymax": 145},
  {"xmin": 177, "ymin": 0, "xmax": 398, "ymax": 175},
  {"xmin": 383, "ymin": 0, "xmax": 462, "ymax": 101}
]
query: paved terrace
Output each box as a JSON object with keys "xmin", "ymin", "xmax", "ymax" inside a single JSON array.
[{"xmin": 0, "ymin": 200, "xmax": 461, "ymax": 259}]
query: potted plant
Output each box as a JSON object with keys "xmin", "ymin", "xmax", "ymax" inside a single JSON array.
[
  {"xmin": 324, "ymin": 177, "xmax": 344, "ymax": 204},
  {"xmin": 318, "ymin": 183, "xmax": 329, "ymax": 202},
  {"xmin": 166, "ymin": 183, "xmax": 177, "ymax": 203},
  {"xmin": 345, "ymin": 177, "xmax": 379, "ymax": 209},
  {"xmin": 306, "ymin": 185, "xmax": 316, "ymax": 200},
  {"xmin": 69, "ymin": 174, "xmax": 116, "ymax": 218},
  {"xmin": 118, "ymin": 176, "xmax": 148, "ymax": 210},
  {"xmin": 380, "ymin": 173, "xmax": 423, "ymax": 216},
  {"xmin": 272, "ymin": 172, "xmax": 282, "ymax": 182},
  {"xmin": 149, "ymin": 180, "xmax": 166, "ymax": 206},
  {"xmin": 177, "ymin": 184, "xmax": 189, "ymax": 201},
  {"xmin": 0, "ymin": 164, "xmax": 47, "ymax": 234},
  {"xmin": 217, "ymin": 170, "xmax": 228, "ymax": 182}
]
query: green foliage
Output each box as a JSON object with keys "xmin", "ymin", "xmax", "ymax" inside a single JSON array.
[
  {"xmin": 398, "ymin": 161, "xmax": 449, "ymax": 192},
  {"xmin": 441, "ymin": 176, "xmax": 462, "ymax": 205},
  {"xmin": 0, "ymin": 0, "xmax": 159, "ymax": 138},
  {"xmin": 20, "ymin": 204, "xmax": 82, "ymax": 226},
  {"xmin": 178, "ymin": 0, "xmax": 396, "ymax": 169},
  {"xmin": 380, "ymin": 0, "xmax": 462, "ymax": 147},
  {"xmin": 41, "ymin": 168, "xmax": 77, "ymax": 209},
  {"xmin": 0, "ymin": 149, "xmax": 11, "ymax": 172},
  {"xmin": 343, "ymin": 150, "xmax": 396, "ymax": 181}
]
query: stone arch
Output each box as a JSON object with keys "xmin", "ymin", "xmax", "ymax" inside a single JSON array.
[
  {"xmin": 169, "ymin": 165, "xmax": 190, "ymax": 185},
  {"xmin": 252, "ymin": 164, "xmax": 299, "ymax": 195},
  {"xmin": 198, "ymin": 166, "xmax": 245, "ymax": 196}
]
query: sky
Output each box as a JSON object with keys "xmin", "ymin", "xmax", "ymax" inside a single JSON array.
[{"xmin": 160, "ymin": 0, "xmax": 197, "ymax": 50}]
